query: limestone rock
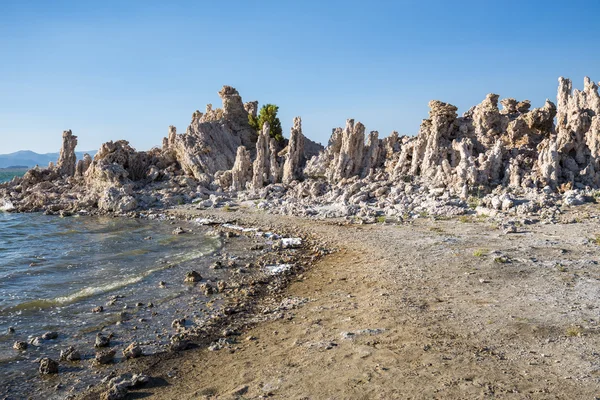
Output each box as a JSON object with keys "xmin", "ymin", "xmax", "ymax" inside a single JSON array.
[
  {"xmin": 173, "ymin": 86, "xmax": 257, "ymax": 178},
  {"xmin": 122, "ymin": 342, "xmax": 143, "ymax": 359},
  {"xmin": 57, "ymin": 130, "xmax": 78, "ymax": 177},
  {"xmin": 252, "ymin": 123, "xmax": 275, "ymax": 190},
  {"xmin": 282, "ymin": 117, "xmax": 305, "ymax": 184},
  {"xmin": 230, "ymin": 146, "xmax": 253, "ymax": 191}
]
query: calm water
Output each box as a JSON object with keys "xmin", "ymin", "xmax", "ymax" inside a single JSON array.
[
  {"xmin": 0, "ymin": 170, "xmax": 27, "ymax": 183},
  {"xmin": 0, "ymin": 212, "xmax": 225, "ymax": 396}
]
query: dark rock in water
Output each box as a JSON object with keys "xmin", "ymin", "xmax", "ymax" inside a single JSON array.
[
  {"xmin": 13, "ymin": 341, "xmax": 27, "ymax": 351},
  {"xmin": 92, "ymin": 305, "xmax": 104, "ymax": 313},
  {"xmin": 171, "ymin": 318, "xmax": 186, "ymax": 328},
  {"xmin": 184, "ymin": 271, "xmax": 202, "ymax": 282},
  {"xmin": 60, "ymin": 346, "xmax": 81, "ymax": 361},
  {"xmin": 122, "ymin": 342, "xmax": 143, "ymax": 359},
  {"xmin": 95, "ymin": 333, "xmax": 111, "ymax": 348},
  {"xmin": 95, "ymin": 349, "xmax": 116, "ymax": 364},
  {"xmin": 39, "ymin": 357, "xmax": 59, "ymax": 374},
  {"xmin": 159, "ymin": 281, "xmax": 166, "ymax": 287},
  {"xmin": 7, "ymin": 327, "xmax": 15, "ymax": 334},
  {"xmin": 29, "ymin": 337, "xmax": 43, "ymax": 347},
  {"xmin": 41, "ymin": 331, "xmax": 59, "ymax": 340}
]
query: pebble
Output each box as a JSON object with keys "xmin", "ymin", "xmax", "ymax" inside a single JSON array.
[
  {"xmin": 41, "ymin": 331, "xmax": 59, "ymax": 340},
  {"xmin": 95, "ymin": 349, "xmax": 116, "ymax": 364},
  {"xmin": 39, "ymin": 357, "xmax": 59, "ymax": 374},
  {"xmin": 60, "ymin": 346, "xmax": 82, "ymax": 361},
  {"xmin": 123, "ymin": 342, "xmax": 143, "ymax": 359}
]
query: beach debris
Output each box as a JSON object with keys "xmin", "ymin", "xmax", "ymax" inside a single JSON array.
[
  {"xmin": 208, "ymin": 337, "xmax": 235, "ymax": 351},
  {"xmin": 340, "ymin": 328, "xmax": 386, "ymax": 340},
  {"xmin": 92, "ymin": 305, "xmax": 104, "ymax": 313},
  {"xmin": 38, "ymin": 357, "xmax": 59, "ymax": 374},
  {"xmin": 95, "ymin": 349, "xmax": 116, "ymax": 364},
  {"xmin": 159, "ymin": 281, "xmax": 166, "ymax": 287},
  {"xmin": 60, "ymin": 346, "xmax": 81, "ymax": 361},
  {"xmin": 29, "ymin": 337, "xmax": 43, "ymax": 347},
  {"xmin": 13, "ymin": 341, "xmax": 27, "ymax": 351},
  {"xmin": 95, "ymin": 333, "xmax": 111, "ymax": 348},
  {"xmin": 265, "ymin": 264, "xmax": 293, "ymax": 275},
  {"xmin": 122, "ymin": 342, "xmax": 143, "ymax": 359},
  {"xmin": 184, "ymin": 271, "xmax": 202, "ymax": 283},
  {"xmin": 280, "ymin": 237, "xmax": 302, "ymax": 249}
]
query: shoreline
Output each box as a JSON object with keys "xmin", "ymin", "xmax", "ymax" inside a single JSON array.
[
  {"xmin": 1, "ymin": 210, "xmax": 328, "ymax": 400},
  {"xmin": 71, "ymin": 204, "xmax": 600, "ymax": 399}
]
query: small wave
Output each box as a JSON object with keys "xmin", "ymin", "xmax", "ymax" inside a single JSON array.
[{"xmin": 0, "ymin": 265, "xmax": 166, "ymax": 313}]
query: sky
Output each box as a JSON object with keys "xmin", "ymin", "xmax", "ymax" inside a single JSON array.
[{"xmin": 0, "ymin": 0, "xmax": 599, "ymax": 154}]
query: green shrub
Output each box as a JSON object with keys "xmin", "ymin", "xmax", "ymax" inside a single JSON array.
[{"xmin": 249, "ymin": 104, "xmax": 283, "ymax": 142}]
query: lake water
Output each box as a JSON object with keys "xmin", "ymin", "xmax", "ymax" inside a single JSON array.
[
  {"xmin": 0, "ymin": 170, "xmax": 27, "ymax": 183},
  {"xmin": 0, "ymin": 212, "xmax": 229, "ymax": 398}
]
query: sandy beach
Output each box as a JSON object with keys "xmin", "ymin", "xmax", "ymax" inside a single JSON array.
[{"xmin": 69, "ymin": 203, "xmax": 600, "ymax": 399}]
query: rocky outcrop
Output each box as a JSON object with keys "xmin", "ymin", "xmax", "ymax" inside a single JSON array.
[
  {"xmin": 57, "ymin": 130, "xmax": 78, "ymax": 177},
  {"xmin": 252, "ymin": 123, "xmax": 279, "ymax": 190},
  {"xmin": 282, "ymin": 117, "xmax": 305, "ymax": 184},
  {"xmin": 171, "ymin": 86, "xmax": 257, "ymax": 179},
  {"xmin": 4, "ymin": 78, "xmax": 600, "ymax": 220},
  {"xmin": 553, "ymin": 76, "xmax": 600, "ymax": 187},
  {"xmin": 75, "ymin": 153, "xmax": 92, "ymax": 177},
  {"xmin": 162, "ymin": 126, "xmax": 177, "ymax": 150},
  {"xmin": 304, "ymin": 120, "xmax": 382, "ymax": 182},
  {"xmin": 230, "ymin": 146, "xmax": 253, "ymax": 192}
]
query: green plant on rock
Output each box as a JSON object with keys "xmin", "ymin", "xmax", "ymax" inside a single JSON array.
[
  {"xmin": 473, "ymin": 248, "xmax": 488, "ymax": 257},
  {"xmin": 248, "ymin": 104, "xmax": 283, "ymax": 142}
]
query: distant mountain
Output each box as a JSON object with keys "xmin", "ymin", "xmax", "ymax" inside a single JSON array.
[{"xmin": 0, "ymin": 150, "xmax": 97, "ymax": 169}]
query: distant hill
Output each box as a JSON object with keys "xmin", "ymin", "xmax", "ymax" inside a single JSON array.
[{"xmin": 0, "ymin": 150, "xmax": 97, "ymax": 169}]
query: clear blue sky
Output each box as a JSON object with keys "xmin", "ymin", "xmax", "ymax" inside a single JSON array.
[{"xmin": 0, "ymin": 0, "xmax": 599, "ymax": 154}]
